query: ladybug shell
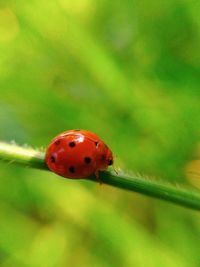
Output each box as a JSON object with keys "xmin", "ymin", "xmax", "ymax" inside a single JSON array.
[{"xmin": 45, "ymin": 130, "xmax": 113, "ymax": 179}]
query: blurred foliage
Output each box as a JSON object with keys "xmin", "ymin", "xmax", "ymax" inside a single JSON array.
[{"xmin": 0, "ymin": 0, "xmax": 200, "ymax": 266}]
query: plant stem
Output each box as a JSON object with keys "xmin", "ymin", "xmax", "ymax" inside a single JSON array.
[
  {"xmin": 89, "ymin": 172, "xmax": 200, "ymax": 211},
  {"xmin": 0, "ymin": 141, "xmax": 200, "ymax": 211},
  {"xmin": 0, "ymin": 142, "xmax": 47, "ymax": 170}
]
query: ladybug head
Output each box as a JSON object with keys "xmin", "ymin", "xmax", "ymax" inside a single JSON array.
[{"xmin": 108, "ymin": 159, "xmax": 113, "ymax": 166}]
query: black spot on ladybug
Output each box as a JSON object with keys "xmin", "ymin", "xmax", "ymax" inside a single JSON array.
[
  {"xmin": 101, "ymin": 154, "xmax": 106, "ymax": 161},
  {"xmin": 108, "ymin": 159, "xmax": 113, "ymax": 166},
  {"xmin": 69, "ymin": 166, "xmax": 75, "ymax": 173},
  {"xmin": 95, "ymin": 141, "xmax": 98, "ymax": 146},
  {"xmin": 84, "ymin": 157, "xmax": 92, "ymax": 164},
  {"xmin": 69, "ymin": 141, "xmax": 76, "ymax": 148},
  {"xmin": 50, "ymin": 155, "xmax": 56, "ymax": 163},
  {"xmin": 55, "ymin": 140, "xmax": 61, "ymax": 145}
]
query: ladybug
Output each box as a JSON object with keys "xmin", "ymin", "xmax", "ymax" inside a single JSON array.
[{"xmin": 45, "ymin": 130, "xmax": 113, "ymax": 180}]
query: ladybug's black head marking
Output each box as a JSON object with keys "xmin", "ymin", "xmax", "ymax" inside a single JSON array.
[
  {"xmin": 69, "ymin": 166, "xmax": 75, "ymax": 173},
  {"xmin": 84, "ymin": 157, "xmax": 92, "ymax": 164},
  {"xmin": 69, "ymin": 141, "xmax": 76, "ymax": 148},
  {"xmin": 108, "ymin": 159, "xmax": 113, "ymax": 166}
]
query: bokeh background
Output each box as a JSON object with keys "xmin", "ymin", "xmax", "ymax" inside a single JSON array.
[{"xmin": 0, "ymin": 0, "xmax": 200, "ymax": 266}]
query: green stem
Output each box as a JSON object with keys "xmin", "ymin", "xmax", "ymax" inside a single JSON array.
[
  {"xmin": 0, "ymin": 141, "xmax": 200, "ymax": 211},
  {"xmin": 0, "ymin": 142, "xmax": 47, "ymax": 170},
  {"xmin": 89, "ymin": 173, "xmax": 200, "ymax": 211}
]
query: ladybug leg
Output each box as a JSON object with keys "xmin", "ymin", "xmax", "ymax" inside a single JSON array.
[{"xmin": 95, "ymin": 170, "xmax": 102, "ymax": 184}]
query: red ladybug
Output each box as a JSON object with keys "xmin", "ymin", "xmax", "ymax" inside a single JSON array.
[{"xmin": 45, "ymin": 130, "xmax": 113, "ymax": 180}]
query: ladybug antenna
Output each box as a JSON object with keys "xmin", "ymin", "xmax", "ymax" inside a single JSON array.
[{"xmin": 113, "ymin": 165, "xmax": 118, "ymax": 175}]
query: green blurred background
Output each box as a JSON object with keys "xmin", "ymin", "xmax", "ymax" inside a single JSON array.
[{"xmin": 0, "ymin": 0, "xmax": 200, "ymax": 266}]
